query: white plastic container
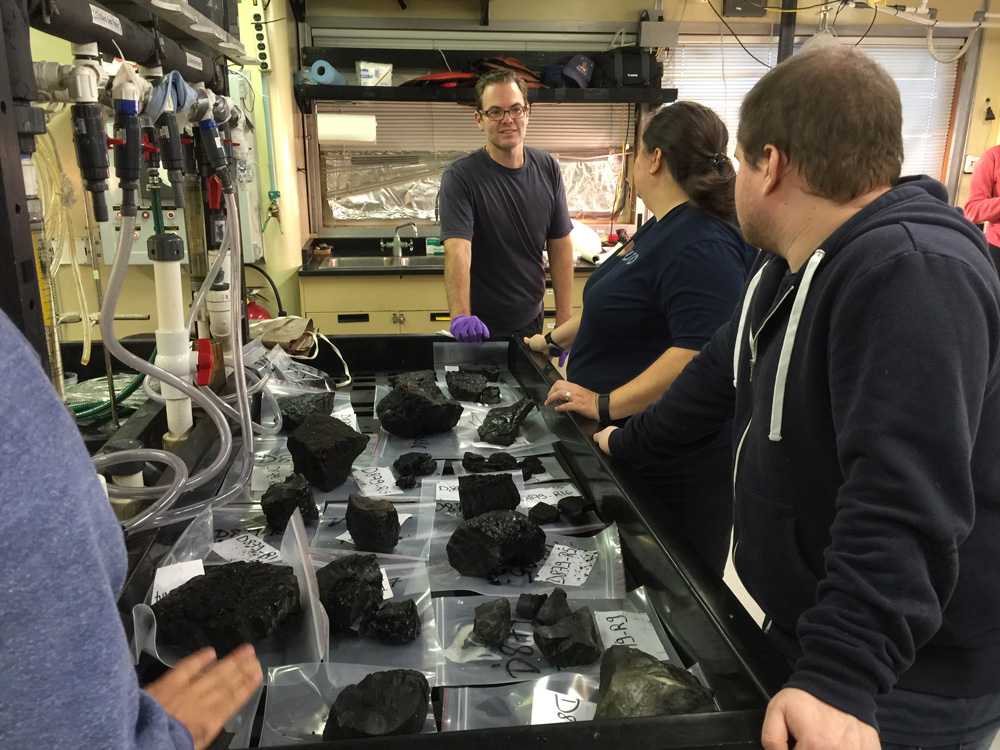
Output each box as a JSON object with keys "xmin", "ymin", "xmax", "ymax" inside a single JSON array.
[{"xmin": 356, "ymin": 61, "xmax": 392, "ymax": 87}]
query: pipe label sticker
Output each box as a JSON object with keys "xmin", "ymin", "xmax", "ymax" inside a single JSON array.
[
  {"xmin": 90, "ymin": 5, "xmax": 123, "ymax": 35},
  {"xmin": 186, "ymin": 52, "xmax": 204, "ymax": 72}
]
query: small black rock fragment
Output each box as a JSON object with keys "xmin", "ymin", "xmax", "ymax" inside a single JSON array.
[
  {"xmin": 315, "ymin": 554, "xmax": 384, "ymax": 634},
  {"xmin": 557, "ymin": 495, "xmax": 596, "ymax": 523},
  {"xmin": 518, "ymin": 456, "xmax": 545, "ymax": 481},
  {"xmin": 261, "ymin": 473, "xmax": 318, "ymax": 532},
  {"xmin": 594, "ymin": 645, "xmax": 716, "ymax": 719},
  {"xmin": 461, "ymin": 452, "xmax": 488, "ymax": 473},
  {"xmin": 485, "ymin": 452, "xmax": 518, "ymax": 471},
  {"xmin": 376, "ymin": 383, "xmax": 463, "ymax": 439},
  {"xmin": 346, "ymin": 494, "xmax": 400, "ymax": 553},
  {"xmin": 446, "ymin": 370, "xmax": 488, "ymax": 402},
  {"xmin": 388, "ymin": 370, "xmax": 440, "ymax": 396},
  {"xmin": 322, "ymin": 669, "xmax": 430, "ymax": 741},
  {"xmin": 458, "ymin": 473, "xmax": 520, "ymax": 519},
  {"xmin": 287, "ymin": 413, "xmax": 369, "ymax": 492},
  {"xmin": 446, "ymin": 510, "xmax": 547, "ymax": 577},
  {"xmin": 152, "ymin": 561, "xmax": 300, "ymax": 655},
  {"xmin": 479, "ymin": 386, "xmax": 501, "ymax": 405},
  {"xmin": 473, "ymin": 598, "xmax": 512, "ymax": 647},
  {"xmin": 533, "ymin": 607, "xmax": 603, "ymax": 668},
  {"xmin": 393, "ymin": 452, "xmax": 437, "ymax": 477},
  {"xmin": 276, "ymin": 392, "xmax": 336, "ymax": 432},
  {"xmin": 535, "ymin": 587, "xmax": 572, "ymax": 626},
  {"xmin": 528, "ymin": 502, "xmax": 560, "ymax": 525},
  {"xmin": 395, "ymin": 474, "xmax": 417, "ymax": 490},
  {"xmin": 460, "ymin": 363, "xmax": 500, "ymax": 382},
  {"xmin": 371, "ymin": 599, "xmax": 421, "ymax": 644},
  {"xmin": 477, "ymin": 397, "xmax": 535, "ymax": 446},
  {"xmin": 515, "ymin": 592, "xmax": 548, "ymax": 620}
]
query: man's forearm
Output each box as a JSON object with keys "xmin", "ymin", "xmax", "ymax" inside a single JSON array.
[
  {"xmin": 444, "ymin": 238, "xmax": 473, "ymax": 317},
  {"xmin": 547, "ymin": 235, "xmax": 575, "ymax": 326}
]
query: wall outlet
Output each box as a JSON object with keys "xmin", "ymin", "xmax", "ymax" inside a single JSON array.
[{"xmin": 965, "ymin": 154, "xmax": 981, "ymax": 174}]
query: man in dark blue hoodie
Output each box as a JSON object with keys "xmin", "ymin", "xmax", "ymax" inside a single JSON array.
[{"xmin": 596, "ymin": 44, "xmax": 1000, "ymax": 749}]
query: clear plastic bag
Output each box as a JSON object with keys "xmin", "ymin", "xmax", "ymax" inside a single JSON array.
[
  {"xmin": 441, "ymin": 673, "xmax": 599, "ymax": 731},
  {"xmin": 450, "ymin": 454, "xmax": 569, "ymax": 485},
  {"xmin": 260, "ymin": 663, "xmax": 438, "ymax": 746},
  {"xmin": 226, "ymin": 684, "xmax": 264, "ymax": 748},
  {"xmin": 310, "ymin": 553, "xmax": 441, "ymax": 673},
  {"xmin": 309, "ymin": 502, "xmax": 436, "ymax": 560},
  {"xmin": 427, "ymin": 523, "xmax": 624, "ymax": 598}
]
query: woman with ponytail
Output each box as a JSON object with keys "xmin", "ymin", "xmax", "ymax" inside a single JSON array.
[{"xmin": 525, "ymin": 100, "xmax": 755, "ymax": 575}]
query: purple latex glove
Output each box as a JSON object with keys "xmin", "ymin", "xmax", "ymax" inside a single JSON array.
[
  {"xmin": 558, "ymin": 348, "xmax": 570, "ymax": 367},
  {"xmin": 450, "ymin": 315, "xmax": 490, "ymax": 343}
]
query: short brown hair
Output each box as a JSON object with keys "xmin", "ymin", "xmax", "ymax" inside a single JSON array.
[
  {"xmin": 475, "ymin": 69, "xmax": 528, "ymax": 111},
  {"xmin": 737, "ymin": 45, "xmax": 903, "ymax": 203}
]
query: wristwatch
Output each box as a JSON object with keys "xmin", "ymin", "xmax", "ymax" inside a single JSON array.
[
  {"xmin": 544, "ymin": 331, "xmax": 562, "ymax": 358},
  {"xmin": 598, "ymin": 393, "xmax": 612, "ymax": 423}
]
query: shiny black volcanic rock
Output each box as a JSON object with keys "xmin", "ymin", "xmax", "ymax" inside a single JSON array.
[
  {"xmin": 322, "ymin": 669, "xmax": 430, "ymax": 741},
  {"xmin": 446, "ymin": 510, "xmax": 546, "ymax": 577},
  {"xmin": 315, "ymin": 554, "xmax": 383, "ymax": 635},
  {"xmin": 477, "ymin": 397, "xmax": 535, "ymax": 446},
  {"xmin": 535, "ymin": 587, "xmax": 572, "ymax": 626},
  {"xmin": 528, "ymin": 502, "xmax": 560, "ymax": 525},
  {"xmin": 261, "ymin": 473, "xmax": 318, "ymax": 532},
  {"xmin": 286, "ymin": 413, "xmax": 369, "ymax": 491},
  {"xmin": 533, "ymin": 607, "xmax": 602, "ymax": 668},
  {"xmin": 594, "ymin": 646, "xmax": 716, "ymax": 720},
  {"xmin": 446, "ymin": 370, "xmax": 488, "ymax": 402},
  {"xmin": 519, "ymin": 455, "xmax": 545, "ymax": 481},
  {"xmin": 376, "ymin": 383, "xmax": 463, "ymax": 439},
  {"xmin": 395, "ymin": 474, "xmax": 417, "ymax": 490},
  {"xmin": 479, "ymin": 386, "xmax": 501, "ymax": 405},
  {"xmin": 460, "ymin": 363, "xmax": 500, "ymax": 382},
  {"xmin": 458, "ymin": 473, "xmax": 520, "ymax": 520},
  {"xmin": 515, "ymin": 592, "xmax": 548, "ymax": 620},
  {"xmin": 276, "ymin": 392, "xmax": 336, "ymax": 432},
  {"xmin": 473, "ymin": 598, "xmax": 512, "ymax": 647},
  {"xmin": 557, "ymin": 495, "xmax": 596, "ymax": 524},
  {"xmin": 346, "ymin": 494, "xmax": 400, "ymax": 553},
  {"xmin": 388, "ymin": 370, "xmax": 440, "ymax": 394},
  {"xmin": 152, "ymin": 561, "xmax": 300, "ymax": 655},
  {"xmin": 461, "ymin": 451, "xmax": 518, "ymax": 474},
  {"xmin": 371, "ymin": 599, "xmax": 421, "ymax": 644},
  {"xmin": 393, "ymin": 452, "xmax": 437, "ymax": 477}
]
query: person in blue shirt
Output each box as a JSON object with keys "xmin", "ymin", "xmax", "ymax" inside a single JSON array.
[{"xmin": 525, "ymin": 100, "xmax": 756, "ymax": 574}]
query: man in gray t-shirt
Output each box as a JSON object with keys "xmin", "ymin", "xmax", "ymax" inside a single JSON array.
[{"xmin": 440, "ymin": 69, "xmax": 575, "ymax": 341}]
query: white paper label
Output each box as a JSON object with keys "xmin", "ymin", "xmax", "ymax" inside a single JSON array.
[
  {"xmin": 251, "ymin": 464, "xmax": 288, "ymax": 492},
  {"xmin": 336, "ymin": 514, "xmax": 411, "ymax": 543},
  {"xmin": 594, "ymin": 611, "xmax": 669, "ymax": 660},
  {"xmin": 530, "ymin": 687, "xmax": 597, "ymax": 725},
  {"xmin": 185, "ymin": 52, "xmax": 204, "ymax": 71},
  {"xmin": 213, "ymin": 533, "xmax": 282, "ymax": 563},
  {"xmin": 90, "ymin": 4, "xmax": 123, "ymax": 35},
  {"xmin": 444, "ymin": 365, "xmax": 458, "ymax": 371},
  {"xmin": 520, "ymin": 484, "xmax": 581, "ymax": 507},
  {"xmin": 333, "ymin": 406, "xmax": 359, "ymax": 431},
  {"xmin": 151, "ymin": 560, "xmax": 204, "ymax": 603},
  {"xmin": 353, "ymin": 467, "xmax": 403, "ymax": 497},
  {"xmin": 534, "ymin": 544, "xmax": 599, "ymax": 587},
  {"xmin": 434, "ymin": 480, "xmax": 460, "ymax": 502},
  {"xmin": 525, "ymin": 471, "xmax": 554, "ymax": 485},
  {"xmin": 380, "ymin": 567, "xmax": 393, "ymax": 600}
]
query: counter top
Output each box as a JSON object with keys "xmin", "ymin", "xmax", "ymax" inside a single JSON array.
[{"xmin": 298, "ymin": 256, "xmax": 599, "ymax": 277}]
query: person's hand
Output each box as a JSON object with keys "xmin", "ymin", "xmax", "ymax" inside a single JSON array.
[
  {"xmin": 145, "ymin": 645, "xmax": 262, "ymax": 750},
  {"xmin": 593, "ymin": 426, "xmax": 619, "ymax": 455},
  {"xmin": 761, "ymin": 688, "xmax": 880, "ymax": 750},
  {"xmin": 450, "ymin": 315, "xmax": 489, "ymax": 343},
  {"xmin": 523, "ymin": 334, "xmax": 548, "ymax": 354},
  {"xmin": 544, "ymin": 379, "xmax": 598, "ymax": 419}
]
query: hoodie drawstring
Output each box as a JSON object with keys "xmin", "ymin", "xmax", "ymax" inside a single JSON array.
[{"xmin": 733, "ymin": 262, "xmax": 769, "ymax": 386}]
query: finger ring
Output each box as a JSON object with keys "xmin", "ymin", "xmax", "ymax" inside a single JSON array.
[{"xmin": 564, "ymin": 390, "xmax": 572, "ymax": 401}]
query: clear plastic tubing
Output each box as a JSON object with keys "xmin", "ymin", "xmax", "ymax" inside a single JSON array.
[
  {"xmin": 185, "ymin": 218, "xmax": 232, "ymax": 332},
  {"xmin": 92, "ymin": 448, "xmax": 189, "ymax": 530}
]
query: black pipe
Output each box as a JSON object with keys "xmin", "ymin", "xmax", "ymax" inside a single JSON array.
[
  {"xmin": 245, "ymin": 264, "xmax": 286, "ymax": 317},
  {"xmin": 777, "ymin": 0, "xmax": 797, "ymax": 63},
  {"xmin": 3, "ymin": 0, "xmax": 46, "ymax": 154}
]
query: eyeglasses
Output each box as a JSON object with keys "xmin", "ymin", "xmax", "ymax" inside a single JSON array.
[{"xmin": 478, "ymin": 105, "xmax": 528, "ymax": 122}]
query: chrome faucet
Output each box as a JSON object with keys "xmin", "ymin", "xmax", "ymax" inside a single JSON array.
[{"xmin": 390, "ymin": 222, "xmax": 418, "ymax": 258}]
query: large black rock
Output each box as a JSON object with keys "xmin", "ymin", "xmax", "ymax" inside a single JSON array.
[
  {"xmin": 446, "ymin": 370, "xmax": 488, "ymax": 402},
  {"xmin": 376, "ymin": 383, "xmax": 463, "ymax": 439},
  {"xmin": 322, "ymin": 669, "xmax": 430, "ymax": 741},
  {"xmin": 286, "ymin": 413, "xmax": 369, "ymax": 492},
  {"xmin": 393, "ymin": 452, "xmax": 437, "ymax": 477},
  {"xmin": 152, "ymin": 561, "xmax": 300, "ymax": 655},
  {"xmin": 371, "ymin": 599, "xmax": 421, "ymax": 644},
  {"xmin": 346, "ymin": 494, "xmax": 400, "ymax": 553},
  {"xmin": 477, "ymin": 397, "xmax": 535, "ymax": 446},
  {"xmin": 315, "ymin": 554, "xmax": 383, "ymax": 634},
  {"xmin": 594, "ymin": 646, "xmax": 716, "ymax": 719},
  {"xmin": 557, "ymin": 495, "xmax": 596, "ymax": 524},
  {"xmin": 473, "ymin": 598, "xmax": 512, "ymax": 646},
  {"xmin": 519, "ymin": 456, "xmax": 545, "ymax": 481},
  {"xmin": 446, "ymin": 510, "xmax": 546, "ymax": 577},
  {"xmin": 515, "ymin": 592, "xmax": 548, "ymax": 620},
  {"xmin": 276, "ymin": 392, "xmax": 335, "ymax": 432},
  {"xmin": 460, "ymin": 363, "xmax": 500, "ymax": 382},
  {"xmin": 533, "ymin": 607, "xmax": 603, "ymax": 668},
  {"xmin": 261, "ymin": 473, "xmax": 318, "ymax": 532},
  {"xmin": 528, "ymin": 502, "xmax": 560, "ymax": 525},
  {"xmin": 458, "ymin": 473, "xmax": 520, "ymax": 519},
  {"xmin": 535, "ymin": 587, "xmax": 572, "ymax": 626}
]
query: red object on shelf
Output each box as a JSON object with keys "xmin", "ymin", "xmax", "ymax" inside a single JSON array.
[
  {"xmin": 247, "ymin": 299, "xmax": 271, "ymax": 320},
  {"xmin": 195, "ymin": 339, "xmax": 213, "ymax": 386},
  {"xmin": 206, "ymin": 174, "xmax": 222, "ymax": 210}
]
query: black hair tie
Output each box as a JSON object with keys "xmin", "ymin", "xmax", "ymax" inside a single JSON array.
[{"xmin": 711, "ymin": 152, "xmax": 727, "ymax": 168}]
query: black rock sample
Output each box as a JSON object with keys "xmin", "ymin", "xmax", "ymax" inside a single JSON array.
[
  {"xmin": 477, "ymin": 397, "xmax": 535, "ymax": 446},
  {"xmin": 376, "ymin": 383, "xmax": 463, "ymax": 439},
  {"xmin": 594, "ymin": 646, "xmax": 716, "ymax": 720},
  {"xmin": 460, "ymin": 363, "xmax": 501, "ymax": 382},
  {"xmin": 393, "ymin": 452, "xmax": 437, "ymax": 477},
  {"xmin": 371, "ymin": 599, "xmax": 421, "ymax": 644},
  {"xmin": 346, "ymin": 494, "xmax": 400, "ymax": 553},
  {"xmin": 388, "ymin": 370, "xmax": 440, "ymax": 395},
  {"xmin": 557, "ymin": 495, "xmax": 596, "ymax": 523},
  {"xmin": 516, "ymin": 592, "xmax": 548, "ymax": 620},
  {"xmin": 396, "ymin": 474, "xmax": 417, "ymax": 490},
  {"xmin": 528, "ymin": 502, "xmax": 560, "ymax": 525},
  {"xmin": 152, "ymin": 561, "xmax": 300, "ymax": 655},
  {"xmin": 458, "ymin": 473, "xmax": 520, "ymax": 519},
  {"xmin": 473, "ymin": 598, "xmax": 512, "ymax": 647},
  {"xmin": 261, "ymin": 473, "xmax": 318, "ymax": 532},
  {"xmin": 322, "ymin": 669, "xmax": 430, "ymax": 741},
  {"xmin": 535, "ymin": 587, "xmax": 572, "ymax": 626},
  {"xmin": 486, "ymin": 452, "xmax": 518, "ymax": 471},
  {"xmin": 461, "ymin": 452, "xmax": 488, "ymax": 473},
  {"xmin": 519, "ymin": 456, "xmax": 545, "ymax": 481},
  {"xmin": 287, "ymin": 413, "xmax": 369, "ymax": 492},
  {"xmin": 446, "ymin": 510, "xmax": 547, "ymax": 577},
  {"xmin": 533, "ymin": 607, "xmax": 603, "ymax": 668},
  {"xmin": 446, "ymin": 370, "xmax": 488, "ymax": 402},
  {"xmin": 315, "ymin": 554, "xmax": 383, "ymax": 634},
  {"xmin": 276, "ymin": 392, "xmax": 336, "ymax": 432},
  {"xmin": 479, "ymin": 386, "xmax": 501, "ymax": 405}
]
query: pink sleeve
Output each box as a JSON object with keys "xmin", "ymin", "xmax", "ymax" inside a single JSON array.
[{"xmin": 964, "ymin": 149, "xmax": 1000, "ymax": 224}]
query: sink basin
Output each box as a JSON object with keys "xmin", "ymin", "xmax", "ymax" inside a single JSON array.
[
  {"xmin": 399, "ymin": 256, "xmax": 445, "ymax": 268},
  {"xmin": 321, "ymin": 256, "xmax": 398, "ymax": 268}
]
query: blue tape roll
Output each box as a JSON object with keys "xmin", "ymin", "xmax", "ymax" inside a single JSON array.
[{"xmin": 310, "ymin": 60, "xmax": 346, "ymax": 85}]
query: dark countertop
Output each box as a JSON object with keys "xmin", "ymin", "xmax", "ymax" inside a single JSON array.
[{"xmin": 298, "ymin": 256, "xmax": 599, "ymax": 277}]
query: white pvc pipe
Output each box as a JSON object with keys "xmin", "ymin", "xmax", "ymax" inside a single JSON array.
[{"xmin": 153, "ymin": 259, "xmax": 194, "ymax": 437}]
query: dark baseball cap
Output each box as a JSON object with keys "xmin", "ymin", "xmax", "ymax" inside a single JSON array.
[{"xmin": 562, "ymin": 55, "xmax": 595, "ymax": 88}]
